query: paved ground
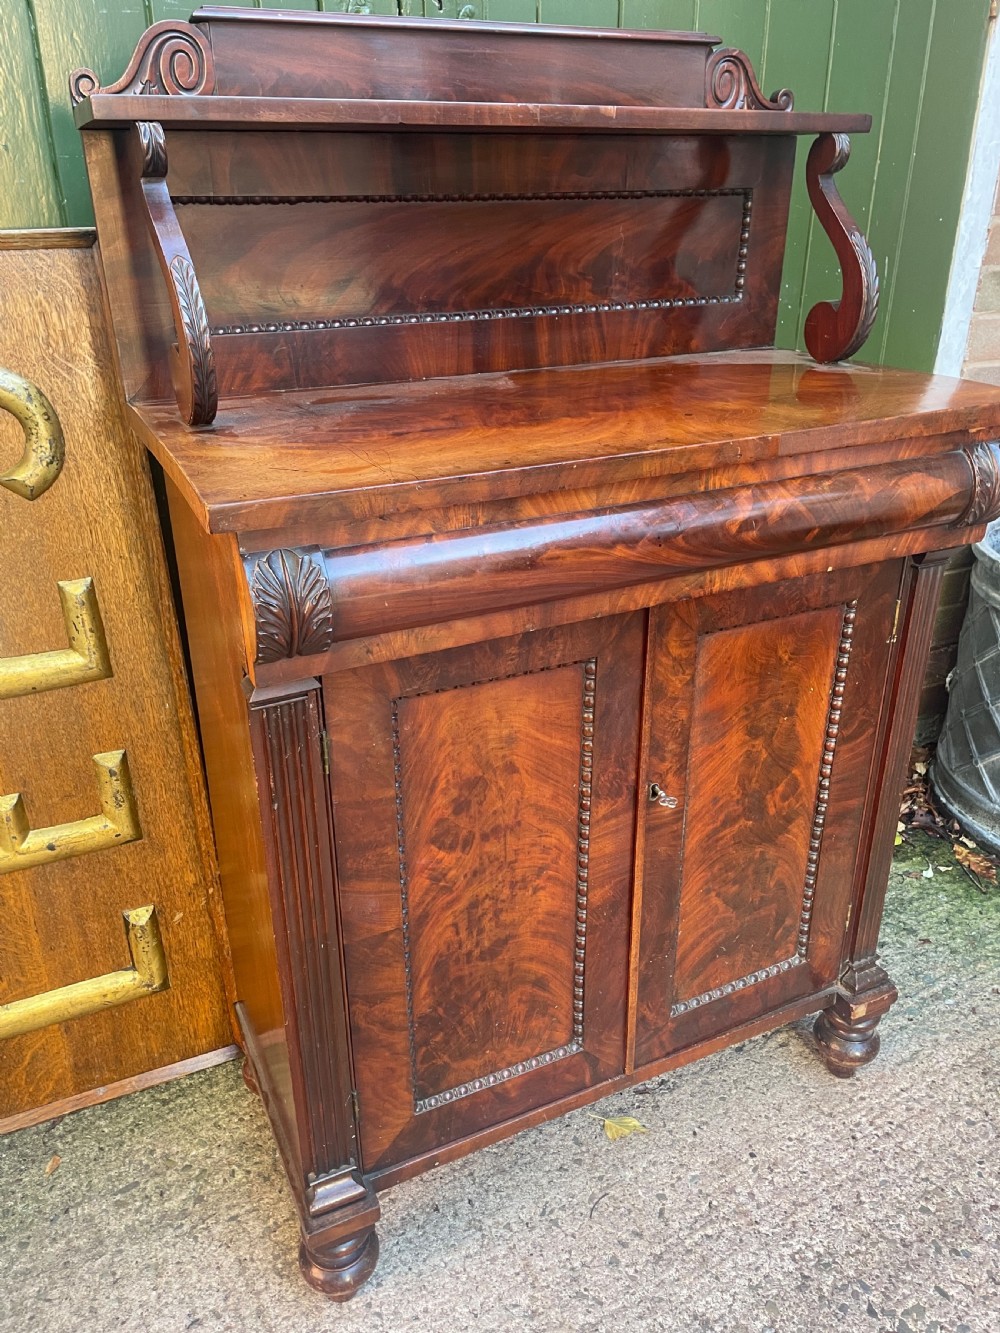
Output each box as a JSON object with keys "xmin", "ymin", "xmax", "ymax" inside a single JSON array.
[{"xmin": 2, "ymin": 836, "xmax": 999, "ymax": 1333}]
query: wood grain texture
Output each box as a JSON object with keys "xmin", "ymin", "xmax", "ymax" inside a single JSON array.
[
  {"xmin": 327, "ymin": 615, "xmax": 642, "ymax": 1171},
  {"xmin": 128, "ymin": 352, "xmax": 1000, "ymax": 535},
  {"xmin": 239, "ymin": 443, "xmax": 1000, "ymax": 666},
  {"xmin": 634, "ymin": 561, "xmax": 903, "ymax": 1066},
  {"xmin": 398, "ymin": 663, "xmax": 589, "ymax": 1104},
  {"xmin": 72, "ymin": 10, "xmax": 1000, "ymax": 1302},
  {"xmin": 670, "ymin": 604, "xmax": 845, "ymax": 1000},
  {"xmin": 0, "ymin": 243, "xmax": 230, "ymax": 1120}
]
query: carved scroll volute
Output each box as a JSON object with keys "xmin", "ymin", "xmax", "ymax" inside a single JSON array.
[
  {"xmin": 705, "ymin": 48, "xmax": 794, "ymax": 112},
  {"xmin": 68, "ymin": 21, "xmax": 215, "ymax": 106},
  {"xmin": 248, "ymin": 549, "xmax": 335, "ymax": 664},
  {"xmin": 135, "ymin": 122, "xmax": 218, "ymax": 426},
  {"xmin": 804, "ymin": 134, "xmax": 880, "ymax": 363}
]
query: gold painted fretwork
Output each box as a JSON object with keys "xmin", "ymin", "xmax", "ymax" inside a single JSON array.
[
  {"xmin": 0, "ymin": 750, "xmax": 141, "ymax": 875},
  {"xmin": 0, "ymin": 366, "xmax": 65, "ymax": 500},
  {"xmin": 0, "ymin": 577, "xmax": 112, "ymax": 699},
  {"xmin": 0, "ymin": 905, "xmax": 168, "ymax": 1040}
]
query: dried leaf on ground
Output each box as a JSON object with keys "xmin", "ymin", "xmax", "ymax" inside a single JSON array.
[
  {"xmin": 44, "ymin": 1155, "xmax": 61, "ymax": 1176},
  {"xmin": 954, "ymin": 844, "xmax": 998, "ymax": 883},
  {"xmin": 589, "ymin": 1114, "xmax": 648, "ymax": 1142}
]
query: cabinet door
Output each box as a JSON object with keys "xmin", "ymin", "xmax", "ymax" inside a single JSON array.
[
  {"xmin": 633, "ymin": 562, "xmax": 903, "ymax": 1068},
  {"xmin": 326, "ymin": 615, "xmax": 643, "ymax": 1173}
]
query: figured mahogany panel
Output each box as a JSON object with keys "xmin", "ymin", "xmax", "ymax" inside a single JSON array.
[
  {"xmin": 194, "ymin": 10, "xmax": 715, "ymax": 108},
  {"xmin": 327, "ymin": 614, "xmax": 642, "ymax": 1171},
  {"xmin": 671, "ymin": 605, "xmax": 846, "ymax": 1001},
  {"xmin": 182, "ymin": 193, "xmax": 749, "ymax": 329},
  {"xmin": 163, "ymin": 130, "xmax": 791, "ymax": 394},
  {"xmin": 397, "ymin": 665, "xmax": 589, "ymax": 1106},
  {"xmin": 633, "ymin": 561, "xmax": 903, "ymax": 1066}
]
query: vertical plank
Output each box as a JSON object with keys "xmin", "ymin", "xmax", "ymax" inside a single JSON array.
[
  {"xmin": 317, "ymin": 2, "xmax": 399, "ymax": 14},
  {"xmin": 621, "ymin": 1, "xmax": 696, "ymax": 30},
  {"xmin": 794, "ymin": 0, "xmax": 899, "ymax": 350},
  {"xmin": 0, "ymin": 2, "xmax": 64, "ymax": 228},
  {"xmin": 29, "ymin": 0, "xmax": 150, "ymax": 227},
  {"xmin": 879, "ymin": 0, "xmax": 992, "ymax": 370},
  {"xmin": 539, "ymin": 0, "xmax": 620, "ymax": 27},
  {"xmin": 482, "ymin": 0, "xmax": 537, "ymax": 19},
  {"xmin": 761, "ymin": 0, "xmax": 836, "ymax": 349},
  {"xmin": 695, "ymin": 0, "xmax": 768, "ymax": 67},
  {"xmin": 419, "ymin": 2, "xmax": 482, "ymax": 17}
]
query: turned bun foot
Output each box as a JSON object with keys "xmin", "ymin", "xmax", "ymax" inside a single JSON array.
[
  {"xmin": 299, "ymin": 1228, "xmax": 379, "ymax": 1301},
  {"xmin": 813, "ymin": 1005, "xmax": 882, "ymax": 1078},
  {"xmin": 241, "ymin": 1057, "xmax": 260, "ymax": 1096}
]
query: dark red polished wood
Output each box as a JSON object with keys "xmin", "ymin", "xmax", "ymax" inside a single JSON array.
[{"xmin": 76, "ymin": 9, "xmax": 1000, "ymax": 1300}]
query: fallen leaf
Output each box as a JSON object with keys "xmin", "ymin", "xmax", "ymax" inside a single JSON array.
[
  {"xmin": 44, "ymin": 1155, "xmax": 61, "ymax": 1176},
  {"xmin": 954, "ymin": 844, "xmax": 998, "ymax": 883},
  {"xmin": 595, "ymin": 1115, "xmax": 648, "ymax": 1142}
]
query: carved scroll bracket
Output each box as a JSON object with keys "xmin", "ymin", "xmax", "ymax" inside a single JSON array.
[
  {"xmin": 705, "ymin": 48, "xmax": 794, "ymax": 112},
  {"xmin": 804, "ymin": 134, "xmax": 880, "ymax": 363},
  {"xmin": 0, "ymin": 578, "xmax": 112, "ymax": 700},
  {"xmin": 0, "ymin": 750, "xmax": 141, "ymax": 874},
  {"xmin": 69, "ymin": 21, "xmax": 215, "ymax": 106},
  {"xmin": 0, "ymin": 367, "xmax": 65, "ymax": 501},
  {"xmin": 0, "ymin": 906, "xmax": 168, "ymax": 1040},
  {"xmin": 135, "ymin": 122, "xmax": 218, "ymax": 426},
  {"xmin": 248, "ymin": 549, "xmax": 335, "ymax": 663}
]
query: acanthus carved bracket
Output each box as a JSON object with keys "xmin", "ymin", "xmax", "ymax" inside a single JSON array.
[
  {"xmin": 135, "ymin": 121, "xmax": 218, "ymax": 426},
  {"xmin": 705, "ymin": 48, "xmax": 794, "ymax": 112},
  {"xmin": 69, "ymin": 21, "xmax": 215, "ymax": 106},
  {"xmin": 804, "ymin": 133, "xmax": 880, "ymax": 364},
  {"xmin": 249, "ymin": 549, "xmax": 336, "ymax": 664},
  {"xmin": 958, "ymin": 441, "xmax": 1000, "ymax": 528}
]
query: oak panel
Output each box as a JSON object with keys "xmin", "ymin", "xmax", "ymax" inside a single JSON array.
[{"xmin": 0, "ymin": 242, "xmax": 231, "ymax": 1120}]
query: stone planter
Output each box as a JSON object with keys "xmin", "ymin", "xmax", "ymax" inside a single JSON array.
[{"xmin": 932, "ymin": 523, "xmax": 1000, "ymax": 852}]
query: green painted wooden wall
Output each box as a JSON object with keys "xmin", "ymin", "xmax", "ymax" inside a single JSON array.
[{"xmin": 1, "ymin": 1, "xmax": 993, "ymax": 371}]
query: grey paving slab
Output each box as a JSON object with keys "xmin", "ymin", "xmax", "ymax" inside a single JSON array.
[{"xmin": 1, "ymin": 840, "xmax": 998, "ymax": 1333}]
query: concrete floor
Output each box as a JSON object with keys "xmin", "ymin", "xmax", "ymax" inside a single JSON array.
[{"xmin": 2, "ymin": 838, "xmax": 999, "ymax": 1333}]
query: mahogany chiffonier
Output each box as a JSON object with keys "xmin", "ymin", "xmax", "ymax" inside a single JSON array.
[{"xmin": 73, "ymin": 8, "xmax": 1000, "ymax": 1299}]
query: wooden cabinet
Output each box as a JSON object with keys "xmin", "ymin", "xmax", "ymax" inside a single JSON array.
[
  {"xmin": 635, "ymin": 562, "xmax": 902, "ymax": 1064},
  {"xmin": 328, "ymin": 615, "xmax": 642, "ymax": 1171},
  {"xmin": 75, "ymin": 9, "xmax": 1000, "ymax": 1301}
]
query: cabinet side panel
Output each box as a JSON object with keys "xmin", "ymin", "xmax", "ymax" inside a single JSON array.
[
  {"xmin": 164, "ymin": 489, "xmax": 298, "ymax": 1157},
  {"xmin": 672, "ymin": 606, "xmax": 842, "ymax": 1000}
]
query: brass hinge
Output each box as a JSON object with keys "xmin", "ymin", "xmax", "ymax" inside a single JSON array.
[
  {"xmin": 320, "ymin": 729, "xmax": 330, "ymax": 776},
  {"xmin": 887, "ymin": 597, "xmax": 902, "ymax": 645}
]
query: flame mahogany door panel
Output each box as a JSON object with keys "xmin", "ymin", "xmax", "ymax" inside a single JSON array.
[
  {"xmin": 326, "ymin": 613, "xmax": 644, "ymax": 1172},
  {"xmin": 633, "ymin": 560, "xmax": 903, "ymax": 1067}
]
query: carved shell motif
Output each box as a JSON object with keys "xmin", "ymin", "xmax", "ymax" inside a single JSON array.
[
  {"xmin": 250, "ymin": 550, "xmax": 336, "ymax": 663},
  {"xmin": 69, "ymin": 21, "xmax": 215, "ymax": 106},
  {"xmin": 706, "ymin": 48, "xmax": 794, "ymax": 112}
]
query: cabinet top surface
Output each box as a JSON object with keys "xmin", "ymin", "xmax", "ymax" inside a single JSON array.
[{"xmin": 130, "ymin": 351, "xmax": 1000, "ymax": 534}]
